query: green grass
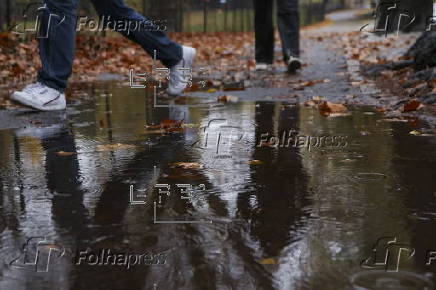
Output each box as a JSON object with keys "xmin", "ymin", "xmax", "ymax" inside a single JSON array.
[{"xmin": 183, "ymin": 9, "xmax": 254, "ymax": 33}]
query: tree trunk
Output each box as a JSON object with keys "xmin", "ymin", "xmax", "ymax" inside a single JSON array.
[{"xmin": 406, "ymin": 31, "xmax": 436, "ymax": 69}]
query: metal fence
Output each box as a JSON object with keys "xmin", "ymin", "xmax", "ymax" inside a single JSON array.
[{"xmin": 0, "ymin": 0, "xmax": 350, "ymax": 33}]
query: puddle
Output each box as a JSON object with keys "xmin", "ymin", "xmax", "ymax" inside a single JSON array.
[{"xmin": 0, "ymin": 83, "xmax": 436, "ymax": 289}]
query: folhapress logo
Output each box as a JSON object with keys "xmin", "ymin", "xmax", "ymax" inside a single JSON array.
[
  {"xmin": 361, "ymin": 237, "xmax": 415, "ymax": 272},
  {"xmin": 8, "ymin": 237, "xmax": 65, "ymax": 272}
]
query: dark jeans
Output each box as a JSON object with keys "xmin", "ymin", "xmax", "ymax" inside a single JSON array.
[
  {"xmin": 253, "ymin": 0, "xmax": 300, "ymax": 64},
  {"xmin": 37, "ymin": 0, "xmax": 183, "ymax": 92}
]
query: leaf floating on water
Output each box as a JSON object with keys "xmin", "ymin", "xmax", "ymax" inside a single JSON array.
[
  {"xmin": 248, "ymin": 160, "xmax": 264, "ymax": 165},
  {"xmin": 160, "ymin": 119, "xmax": 183, "ymax": 129},
  {"xmin": 97, "ymin": 143, "xmax": 136, "ymax": 151},
  {"xmin": 207, "ymin": 88, "xmax": 217, "ymax": 93},
  {"xmin": 259, "ymin": 258, "xmax": 276, "ymax": 265},
  {"xmin": 409, "ymin": 130, "xmax": 421, "ymax": 136},
  {"xmin": 56, "ymin": 151, "xmax": 76, "ymax": 156},
  {"xmin": 146, "ymin": 119, "xmax": 184, "ymax": 133},
  {"xmin": 318, "ymin": 101, "xmax": 348, "ymax": 116},
  {"xmin": 217, "ymin": 95, "xmax": 239, "ymax": 103},
  {"xmin": 170, "ymin": 162, "xmax": 204, "ymax": 170}
]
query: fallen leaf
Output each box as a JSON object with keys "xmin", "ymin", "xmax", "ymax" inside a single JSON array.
[
  {"xmin": 259, "ymin": 258, "xmax": 276, "ymax": 265},
  {"xmin": 300, "ymin": 81, "xmax": 316, "ymax": 87},
  {"xmin": 318, "ymin": 101, "xmax": 348, "ymax": 116},
  {"xmin": 56, "ymin": 151, "xmax": 76, "ymax": 156},
  {"xmin": 248, "ymin": 160, "xmax": 264, "ymax": 165},
  {"xmin": 207, "ymin": 88, "xmax": 217, "ymax": 93},
  {"xmin": 170, "ymin": 162, "xmax": 204, "ymax": 170},
  {"xmin": 409, "ymin": 130, "xmax": 421, "ymax": 136},
  {"xmin": 97, "ymin": 143, "xmax": 136, "ymax": 151},
  {"xmin": 403, "ymin": 99, "xmax": 422, "ymax": 112},
  {"xmin": 217, "ymin": 95, "xmax": 239, "ymax": 103}
]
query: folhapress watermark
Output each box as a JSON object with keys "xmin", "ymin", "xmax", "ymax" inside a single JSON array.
[
  {"xmin": 257, "ymin": 130, "xmax": 348, "ymax": 151},
  {"xmin": 8, "ymin": 237, "xmax": 65, "ymax": 272},
  {"xmin": 75, "ymin": 249, "xmax": 166, "ymax": 269},
  {"xmin": 6, "ymin": 236, "xmax": 167, "ymax": 272},
  {"xmin": 361, "ymin": 236, "xmax": 436, "ymax": 272},
  {"xmin": 360, "ymin": 1, "xmax": 436, "ymax": 36},
  {"xmin": 10, "ymin": 2, "xmax": 166, "ymax": 38}
]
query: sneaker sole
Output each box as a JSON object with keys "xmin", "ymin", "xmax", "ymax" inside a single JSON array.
[
  {"xmin": 287, "ymin": 60, "xmax": 302, "ymax": 74},
  {"xmin": 11, "ymin": 92, "xmax": 66, "ymax": 111}
]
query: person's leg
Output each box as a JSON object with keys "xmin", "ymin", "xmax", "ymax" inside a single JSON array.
[
  {"xmin": 11, "ymin": 0, "xmax": 75, "ymax": 111},
  {"xmin": 253, "ymin": 0, "xmax": 274, "ymax": 64},
  {"xmin": 37, "ymin": 0, "xmax": 80, "ymax": 92},
  {"xmin": 276, "ymin": 0, "xmax": 300, "ymax": 62},
  {"xmin": 90, "ymin": 0, "xmax": 182, "ymax": 68}
]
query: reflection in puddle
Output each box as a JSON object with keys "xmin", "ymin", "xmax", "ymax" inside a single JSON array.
[{"xmin": 0, "ymin": 83, "xmax": 436, "ymax": 289}]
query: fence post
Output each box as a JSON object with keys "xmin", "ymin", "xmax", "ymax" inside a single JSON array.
[
  {"xmin": 203, "ymin": 1, "xmax": 207, "ymax": 32},
  {"xmin": 224, "ymin": 1, "xmax": 228, "ymax": 31},
  {"xmin": 6, "ymin": 0, "xmax": 11, "ymax": 30}
]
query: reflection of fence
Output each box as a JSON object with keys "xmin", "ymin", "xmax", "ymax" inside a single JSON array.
[{"xmin": 0, "ymin": 0, "xmax": 350, "ymax": 33}]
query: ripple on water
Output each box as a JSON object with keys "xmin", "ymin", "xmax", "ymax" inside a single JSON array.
[
  {"xmin": 350, "ymin": 173, "xmax": 387, "ymax": 182},
  {"xmin": 351, "ymin": 270, "xmax": 434, "ymax": 290}
]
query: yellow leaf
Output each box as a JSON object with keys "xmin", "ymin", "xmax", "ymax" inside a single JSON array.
[
  {"xmin": 207, "ymin": 88, "xmax": 217, "ymax": 93},
  {"xmin": 248, "ymin": 160, "xmax": 263, "ymax": 165},
  {"xmin": 409, "ymin": 130, "xmax": 421, "ymax": 136},
  {"xmin": 170, "ymin": 162, "xmax": 204, "ymax": 170},
  {"xmin": 97, "ymin": 143, "xmax": 136, "ymax": 151},
  {"xmin": 260, "ymin": 258, "xmax": 276, "ymax": 265}
]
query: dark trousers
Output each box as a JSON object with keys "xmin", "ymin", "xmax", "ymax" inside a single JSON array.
[
  {"xmin": 253, "ymin": 0, "xmax": 299, "ymax": 64},
  {"xmin": 37, "ymin": 0, "xmax": 183, "ymax": 92}
]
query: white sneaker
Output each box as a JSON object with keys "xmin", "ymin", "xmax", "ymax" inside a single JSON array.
[
  {"xmin": 255, "ymin": 63, "xmax": 269, "ymax": 71},
  {"xmin": 287, "ymin": 56, "xmax": 302, "ymax": 73},
  {"xmin": 11, "ymin": 83, "xmax": 66, "ymax": 111},
  {"xmin": 167, "ymin": 46, "xmax": 196, "ymax": 95}
]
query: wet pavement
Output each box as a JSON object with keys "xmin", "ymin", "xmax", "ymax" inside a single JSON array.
[
  {"xmin": 1, "ymin": 83, "xmax": 436, "ymax": 290},
  {"xmin": 1, "ymin": 9, "xmax": 436, "ymax": 290}
]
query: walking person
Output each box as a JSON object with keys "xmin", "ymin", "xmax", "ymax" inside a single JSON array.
[
  {"xmin": 11, "ymin": 0, "xmax": 196, "ymax": 111},
  {"xmin": 253, "ymin": 0, "xmax": 302, "ymax": 73}
]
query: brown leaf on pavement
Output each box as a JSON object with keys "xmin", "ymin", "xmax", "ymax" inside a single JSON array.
[{"xmin": 403, "ymin": 99, "xmax": 422, "ymax": 112}]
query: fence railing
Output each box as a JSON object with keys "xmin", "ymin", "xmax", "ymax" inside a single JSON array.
[{"xmin": 0, "ymin": 0, "xmax": 349, "ymax": 33}]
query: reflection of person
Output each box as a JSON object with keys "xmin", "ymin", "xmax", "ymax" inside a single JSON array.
[
  {"xmin": 253, "ymin": 0, "xmax": 301, "ymax": 73},
  {"xmin": 11, "ymin": 0, "xmax": 196, "ymax": 111}
]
